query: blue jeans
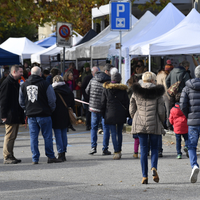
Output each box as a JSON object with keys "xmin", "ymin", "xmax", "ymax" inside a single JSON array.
[
  {"xmin": 188, "ymin": 126, "xmax": 200, "ymax": 168},
  {"xmin": 109, "ymin": 124, "xmax": 123, "ymax": 153},
  {"xmin": 138, "ymin": 133, "xmax": 159, "ymax": 178},
  {"xmin": 175, "ymin": 133, "xmax": 188, "ymax": 155},
  {"xmin": 54, "ymin": 128, "xmax": 68, "ymax": 153},
  {"xmin": 91, "ymin": 112, "xmax": 110, "ymax": 151},
  {"xmin": 28, "ymin": 116, "xmax": 55, "ymax": 162}
]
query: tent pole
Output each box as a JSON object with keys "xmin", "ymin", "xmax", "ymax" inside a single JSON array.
[
  {"xmin": 148, "ymin": 44, "xmax": 151, "ymax": 72},
  {"xmin": 119, "ymin": 30, "xmax": 122, "ymax": 74},
  {"xmin": 63, "ymin": 47, "xmax": 65, "ymax": 74},
  {"xmin": 76, "ymin": 59, "xmax": 78, "ymax": 70}
]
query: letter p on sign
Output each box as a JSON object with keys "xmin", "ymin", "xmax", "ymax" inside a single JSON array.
[{"xmin": 117, "ymin": 4, "xmax": 125, "ymax": 17}]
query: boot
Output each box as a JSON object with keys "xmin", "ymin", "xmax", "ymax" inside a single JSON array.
[
  {"xmin": 62, "ymin": 152, "xmax": 66, "ymax": 161},
  {"xmin": 113, "ymin": 152, "xmax": 121, "ymax": 160},
  {"xmin": 58, "ymin": 153, "xmax": 65, "ymax": 162},
  {"xmin": 141, "ymin": 177, "xmax": 148, "ymax": 184},
  {"xmin": 133, "ymin": 153, "xmax": 138, "ymax": 159},
  {"xmin": 151, "ymin": 167, "xmax": 159, "ymax": 183}
]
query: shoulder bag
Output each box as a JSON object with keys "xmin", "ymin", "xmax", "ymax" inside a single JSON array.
[
  {"xmin": 167, "ymin": 71, "xmax": 186, "ymax": 97},
  {"xmin": 57, "ymin": 93, "xmax": 77, "ymax": 125}
]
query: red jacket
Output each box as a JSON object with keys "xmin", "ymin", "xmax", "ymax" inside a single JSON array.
[{"xmin": 169, "ymin": 103, "xmax": 188, "ymax": 134}]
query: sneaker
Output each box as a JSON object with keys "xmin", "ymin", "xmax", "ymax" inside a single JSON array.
[
  {"xmin": 98, "ymin": 129, "xmax": 103, "ymax": 134},
  {"xmin": 177, "ymin": 154, "xmax": 182, "ymax": 159},
  {"xmin": 102, "ymin": 149, "xmax": 111, "ymax": 155},
  {"xmin": 190, "ymin": 165, "xmax": 199, "ymax": 183},
  {"xmin": 184, "ymin": 147, "xmax": 189, "ymax": 158},
  {"xmin": 47, "ymin": 157, "xmax": 62, "ymax": 163},
  {"xmin": 89, "ymin": 147, "xmax": 97, "ymax": 155},
  {"xmin": 4, "ymin": 158, "xmax": 18, "ymax": 164}
]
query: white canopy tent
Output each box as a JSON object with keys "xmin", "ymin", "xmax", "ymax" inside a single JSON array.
[
  {"xmin": 129, "ymin": 8, "xmax": 200, "ymax": 56},
  {"xmin": 91, "ymin": 11, "xmax": 155, "ymax": 59},
  {"xmin": 31, "ymin": 31, "xmax": 83, "ymax": 65},
  {"xmin": 124, "ymin": 2, "xmax": 185, "ymax": 57},
  {"xmin": 0, "ymin": 37, "xmax": 45, "ymax": 63},
  {"xmin": 65, "ymin": 15, "xmax": 138, "ymax": 60}
]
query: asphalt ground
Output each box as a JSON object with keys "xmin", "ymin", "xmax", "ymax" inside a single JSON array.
[{"xmin": 0, "ymin": 124, "xmax": 200, "ymax": 200}]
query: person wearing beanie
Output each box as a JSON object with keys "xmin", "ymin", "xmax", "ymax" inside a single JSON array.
[
  {"xmin": 51, "ymin": 75, "xmax": 75, "ymax": 161},
  {"xmin": 101, "ymin": 68, "xmax": 129, "ymax": 160},
  {"xmin": 81, "ymin": 63, "xmax": 91, "ymax": 83},
  {"xmin": 129, "ymin": 71, "xmax": 165, "ymax": 184}
]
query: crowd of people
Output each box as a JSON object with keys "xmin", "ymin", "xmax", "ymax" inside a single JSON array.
[{"xmin": 1, "ymin": 58, "xmax": 200, "ymax": 185}]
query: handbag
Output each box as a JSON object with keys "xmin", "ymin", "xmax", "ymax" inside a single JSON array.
[
  {"xmin": 57, "ymin": 93, "xmax": 77, "ymax": 125},
  {"xmin": 167, "ymin": 71, "xmax": 186, "ymax": 97}
]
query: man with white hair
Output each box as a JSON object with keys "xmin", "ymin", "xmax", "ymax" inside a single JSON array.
[
  {"xmin": 0, "ymin": 65, "xmax": 24, "ymax": 164},
  {"xmin": 86, "ymin": 64, "xmax": 113, "ymax": 155},
  {"xmin": 81, "ymin": 66, "xmax": 99, "ymax": 131},
  {"xmin": 19, "ymin": 66, "xmax": 62, "ymax": 164},
  {"xmin": 180, "ymin": 65, "xmax": 200, "ymax": 183}
]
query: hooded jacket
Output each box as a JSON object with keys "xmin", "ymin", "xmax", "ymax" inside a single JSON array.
[
  {"xmin": 0, "ymin": 74, "xmax": 24, "ymax": 124},
  {"xmin": 129, "ymin": 82, "xmax": 165, "ymax": 135},
  {"xmin": 180, "ymin": 78, "xmax": 200, "ymax": 126},
  {"xmin": 101, "ymin": 82, "xmax": 129, "ymax": 124},
  {"xmin": 169, "ymin": 103, "xmax": 188, "ymax": 134},
  {"xmin": 51, "ymin": 83, "xmax": 75, "ymax": 129},
  {"xmin": 85, "ymin": 71, "xmax": 110, "ymax": 112},
  {"xmin": 166, "ymin": 66, "xmax": 190, "ymax": 93},
  {"xmin": 19, "ymin": 75, "xmax": 56, "ymax": 117}
]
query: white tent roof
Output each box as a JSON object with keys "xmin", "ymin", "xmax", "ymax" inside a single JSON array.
[
  {"xmin": 31, "ymin": 31, "xmax": 83, "ymax": 64},
  {"xmin": 91, "ymin": 11, "xmax": 155, "ymax": 59},
  {"xmin": 0, "ymin": 37, "xmax": 45, "ymax": 62},
  {"xmin": 65, "ymin": 15, "xmax": 138, "ymax": 60},
  {"xmin": 130, "ymin": 8, "xmax": 200, "ymax": 56},
  {"xmin": 126, "ymin": 2, "xmax": 185, "ymax": 55}
]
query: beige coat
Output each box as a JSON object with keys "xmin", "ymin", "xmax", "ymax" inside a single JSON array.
[{"xmin": 129, "ymin": 82, "xmax": 165, "ymax": 135}]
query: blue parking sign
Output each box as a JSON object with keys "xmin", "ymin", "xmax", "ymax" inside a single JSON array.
[{"xmin": 110, "ymin": 1, "xmax": 131, "ymax": 31}]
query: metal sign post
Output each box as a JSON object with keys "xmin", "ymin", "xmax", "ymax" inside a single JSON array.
[{"xmin": 110, "ymin": 1, "xmax": 132, "ymax": 74}]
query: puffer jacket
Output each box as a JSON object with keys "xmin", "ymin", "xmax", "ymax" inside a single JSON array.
[
  {"xmin": 180, "ymin": 78, "xmax": 200, "ymax": 126},
  {"xmin": 86, "ymin": 71, "xmax": 110, "ymax": 112},
  {"xmin": 169, "ymin": 103, "xmax": 188, "ymax": 134},
  {"xmin": 166, "ymin": 66, "xmax": 190, "ymax": 93},
  {"xmin": 129, "ymin": 82, "xmax": 165, "ymax": 135},
  {"xmin": 101, "ymin": 82, "xmax": 129, "ymax": 124}
]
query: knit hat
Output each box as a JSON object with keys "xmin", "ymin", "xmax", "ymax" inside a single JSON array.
[
  {"xmin": 53, "ymin": 75, "xmax": 64, "ymax": 83},
  {"xmin": 166, "ymin": 59, "xmax": 171, "ymax": 65},
  {"xmin": 165, "ymin": 64, "xmax": 173, "ymax": 71},
  {"xmin": 110, "ymin": 68, "xmax": 121, "ymax": 83},
  {"xmin": 84, "ymin": 63, "xmax": 90, "ymax": 68}
]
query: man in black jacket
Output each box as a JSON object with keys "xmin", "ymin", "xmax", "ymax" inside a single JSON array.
[
  {"xmin": 19, "ymin": 66, "xmax": 62, "ymax": 164},
  {"xmin": 86, "ymin": 64, "xmax": 113, "ymax": 155},
  {"xmin": 0, "ymin": 65, "xmax": 24, "ymax": 164},
  {"xmin": 180, "ymin": 65, "xmax": 200, "ymax": 183}
]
